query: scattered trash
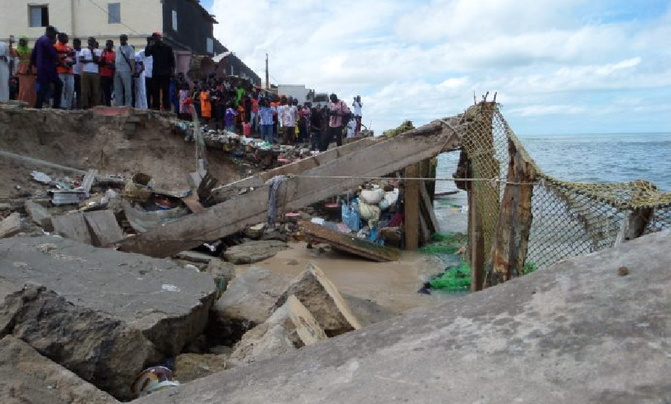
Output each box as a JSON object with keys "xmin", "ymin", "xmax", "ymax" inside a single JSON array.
[
  {"xmin": 131, "ymin": 366, "xmax": 180, "ymax": 397},
  {"xmin": 31, "ymin": 171, "xmax": 52, "ymax": 184}
]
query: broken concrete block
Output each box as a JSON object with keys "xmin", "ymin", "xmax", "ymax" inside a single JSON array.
[
  {"xmin": 229, "ymin": 295, "xmax": 327, "ymax": 367},
  {"xmin": 0, "ymin": 212, "xmax": 21, "ymax": 239},
  {"xmin": 52, "ymin": 212, "xmax": 92, "ymax": 244},
  {"xmin": 205, "ymin": 258, "xmax": 236, "ymax": 284},
  {"xmin": 175, "ymin": 353, "xmax": 227, "ymax": 384},
  {"xmin": 0, "ymin": 236, "xmax": 218, "ymax": 398},
  {"xmin": 266, "ymin": 294, "xmax": 327, "ymax": 347},
  {"xmin": 275, "ymin": 262, "xmax": 362, "ymax": 337},
  {"xmin": 210, "ymin": 267, "xmax": 292, "ymax": 345},
  {"xmin": 1, "ymin": 284, "xmax": 158, "ymax": 401},
  {"xmin": 0, "ymin": 335, "xmax": 119, "ymax": 404},
  {"xmin": 228, "ymin": 323, "xmax": 295, "ymax": 367},
  {"xmin": 223, "ymin": 240, "xmax": 289, "ymax": 264},
  {"xmin": 84, "ymin": 210, "xmax": 123, "ymax": 247},
  {"xmin": 25, "ymin": 200, "xmax": 54, "ymax": 231}
]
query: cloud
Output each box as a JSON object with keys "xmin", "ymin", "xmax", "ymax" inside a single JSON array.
[{"xmin": 211, "ymin": 0, "xmax": 671, "ymax": 134}]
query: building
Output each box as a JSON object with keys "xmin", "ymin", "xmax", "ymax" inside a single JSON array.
[{"xmin": 0, "ymin": 0, "xmax": 259, "ymax": 81}]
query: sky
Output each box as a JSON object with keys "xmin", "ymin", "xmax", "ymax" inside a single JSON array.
[{"xmin": 200, "ymin": 0, "xmax": 671, "ymax": 135}]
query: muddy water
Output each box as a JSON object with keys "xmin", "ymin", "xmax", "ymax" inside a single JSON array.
[{"xmin": 237, "ymin": 242, "xmax": 453, "ymax": 314}]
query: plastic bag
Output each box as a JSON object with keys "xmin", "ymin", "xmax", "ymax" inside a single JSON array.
[{"xmin": 341, "ymin": 200, "xmax": 361, "ymax": 231}]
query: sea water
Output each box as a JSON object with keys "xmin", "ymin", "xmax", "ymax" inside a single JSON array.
[{"xmin": 434, "ymin": 132, "xmax": 671, "ymax": 233}]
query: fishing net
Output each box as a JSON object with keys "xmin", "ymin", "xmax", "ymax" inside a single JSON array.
[{"xmin": 459, "ymin": 102, "xmax": 671, "ymax": 272}]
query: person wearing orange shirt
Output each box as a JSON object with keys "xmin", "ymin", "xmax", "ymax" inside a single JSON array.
[
  {"xmin": 200, "ymin": 83, "xmax": 211, "ymax": 124},
  {"xmin": 55, "ymin": 32, "xmax": 75, "ymax": 109},
  {"xmin": 99, "ymin": 40, "xmax": 116, "ymax": 106}
]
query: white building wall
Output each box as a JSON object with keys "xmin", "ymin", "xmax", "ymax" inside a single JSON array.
[{"xmin": 0, "ymin": 0, "xmax": 162, "ymax": 48}]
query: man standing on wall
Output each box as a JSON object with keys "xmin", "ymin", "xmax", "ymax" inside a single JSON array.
[
  {"xmin": 114, "ymin": 34, "xmax": 135, "ymax": 107},
  {"xmin": 72, "ymin": 38, "xmax": 83, "ymax": 108},
  {"xmin": 323, "ymin": 93, "xmax": 350, "ymax": 151},
  {"xmin": 99, "ymin": 40, "xmax": 115, "ymax": 106},
  {"xmin": 79, "ymin": 36, "xmax": 100, "ymax": 109},
  {"xmin": 32, "ymin": 26, "xmax": 62, "ymax": 109},
  {"xmin": 352, "ymin": 95, "xmax": 363, "ymax": 135},
  {"xmin": 145, "ymin": 32, "xmax": 174, "ymax": 111},
  {"xmin": 55, "ymin": 32, "xmax": 75, "ymax": 109}
]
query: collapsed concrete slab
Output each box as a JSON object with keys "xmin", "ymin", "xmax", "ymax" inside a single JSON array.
[
  {"xmin": 210, "ymin": 267, "xmax": 292, "ymax": 345},
  {"xmin": 275, "ymin": 263, "xmax": 361, "ymax": 337},
  {"xmin": 1, "ymin": 284, "xmax": 157, "ymax": 401},
  {"xmin": 137, "ymin": 230, "xmax": 671, "ymax": 404},
  {"xmin": 230, "ymin": 295, "xmax": 327, "ymax": 366},
  {"xmin": 0, "ymin": 236, "xmax": 217, "ymax": 399},
  {"xmin": 0, "ymin": 335, "xmax": 119, "ymax": 404},
  {"xmin": 174, "ymin": 353, "xmax": 227, "ymax": 384},
  {"xmin": 222, "ymin": 240, "xmax": 289, "ymax": 264}
]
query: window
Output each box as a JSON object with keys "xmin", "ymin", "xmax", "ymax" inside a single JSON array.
[
  {"xmin": 172, "ymin": 10, "xmax": 178, "ymax": 31},
  {"xmin": 206, "ymin": 38, "xmax": 214, "ymax": 54},
  {"xmin": 108, "ymin": 3, "xmax": 121, "ymax": 24},
  {"xmin": 29, "ymin": 5, "xmax": 49, "ymax": 27}
]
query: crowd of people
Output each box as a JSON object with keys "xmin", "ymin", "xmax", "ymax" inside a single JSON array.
[
  {"xmin": 0, "ymin": 26, "xmax": 365, "ymax": 153},
  {"xmin": 0, "ymin": 26, "xmax": 175, "ymax": 110}
]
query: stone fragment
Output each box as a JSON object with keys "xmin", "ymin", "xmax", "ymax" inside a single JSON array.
[
  {"xmin": 52, "ymin": 212, "xmax": 92, "ymax": 244},
  {"xmin": 84, "ymin": 210, "xmax": 123, "ymax": 247},
  {"xmin": 0, "ymin": 212, "xmax": 22, "ymax": 239},
  {"xmin": 223, "ymin": 240, "xmax": 288, "ymax": 264},
  {"xmin": 210, "ymin": 267, "xmax": 292, "ymax": 345},
  {"xmin": 275, "ymin": 262, "xmax": 362, "ymax": 336},
  {"xmin": 175, "ymin": 353, "xmax": 227, "ymax": 384},
  {"xmin": 0, "ymin": 236, "xmax": 218, "ymax": 398},
  {"xmin": 1, "ymin": 284, "xmax": 158, "ymax": 401},
  {"xmin": 0, "ymin": 335, "xmax": 119, "ymax": 404},
  {"xmin": 25, "ymin": 200, "xmax": 54, "ymax": 231},
  {"xmin": 230, "ymin": 295, "xmax": 327, "ymax": 366},
  {"xmin": 205, "ymin": 258, "xmax": 236, "ymax": 284}
]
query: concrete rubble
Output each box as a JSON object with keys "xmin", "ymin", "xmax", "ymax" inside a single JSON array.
[
  {"xmin": 136, "ymin": 230, "xmax": 671, "ymax": 404},
  {"xmin": 222, "ymin": 240, "xmax": 289, "ymax": 264},
  {"xmin": 229, "ymin": 295, "xmax": 327, "ymax": 366},
  {"xmin": 0, "ymin": 335, "xmax": 119, "ymax": 404},
  {"xmin": 0, "ymin": 236, "xmax": 217, "ymax": 400}
]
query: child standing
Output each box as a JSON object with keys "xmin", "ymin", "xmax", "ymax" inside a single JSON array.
[{"xmin": 225, "ymin": 102, "xmax": 238, "ymax": 133}]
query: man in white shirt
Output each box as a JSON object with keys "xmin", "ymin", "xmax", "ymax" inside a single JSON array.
[
  {"xmin": 72, "ymin": 38, "xmax": 83, "ymax": 108},
  {"xmin": 134, "ymin": 50, "xmax": 147, "ymax": 109},
  {"xmin": 352, "ymin": 95, "xmax": 363, "ymax": 135},
  {"xmin": 79, "ymin": 37, "xmax": 101, "ymax": 109},
  {"xmin": 114, "ymin": 34, "xmax": 135, "ymax": 107},
  {"xmin": 138, "ymin": 43, "xmax": 153, "ymax": 108}
]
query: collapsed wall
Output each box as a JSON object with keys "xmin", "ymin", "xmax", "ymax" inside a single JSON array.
[{"xmin": 0, "ymin": 106, "xmax": 241, "ymax": 200}]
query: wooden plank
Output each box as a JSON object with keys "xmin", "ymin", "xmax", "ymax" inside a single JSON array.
[
  {"xmin": 118, "ymin": 116, "xmax": 465, "ymax": 257},
  {"xmin": 181, "ymin": 194, "xmax": 206, "ymax": 213},
  {"xmin": 52, "ymin": 213, "xmax": 92, "ymax": 245},
  {"xmin": 404, "ymin": 163, "xmax": 421, "ymax": 250},
  {"xmin": 469, "ymin": 191, "xmax": 485, "ymax": 292},
  {"xmin": 0, "ymin": 213, "xmax": 22, "ymax": 239},
  {"xmin": 487, "ymin": 137, "xmax": 536, "ymax": 286},
  {"xmin": 420, "ymin": 182, "xmax": 440, "ymax": 235},
  {"xmin": 300, "ymin": 221, "xmax": 400, "ymax": 262},
  {"xmin": 419, "ymin": 213, "xmax": 431, "ymax": 246},
  {"xmin": 84, "ymin": 210, "xmax": 123, "ymax": 247},
  {"xmin": 211, "ymin": 137, "xmax": 380, "ymax": 203}
]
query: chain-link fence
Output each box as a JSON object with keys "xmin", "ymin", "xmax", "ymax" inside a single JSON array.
[{"xmin": 460, "ymin": 102, "xmax": 671, "ymax": 272}]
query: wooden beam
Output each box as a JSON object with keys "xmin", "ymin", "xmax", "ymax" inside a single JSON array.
[
  {"xmin": 211, "ymin": 137, "xmax": 379, "ymax": 203},
  {"xmin": 469, "ymin": 190, "xmax": 485, "ymax": 292},
  {"xmin": 404, "ymin": 163, "xmax": 421, "ymax": 250},
  {"xmin": 118, "ymin": 117, "xmax": 464, "ymax": 257},
  {"xmin": 300, "ymin": 221, "xmax": 401, "ymax": 262},
  {"xmin": 420, "ymin": 182, "xmax": 440, "ymax": 235},
  {"xmin": 487, "ymin": 137, "xmax": 536, "ymax": 286}
]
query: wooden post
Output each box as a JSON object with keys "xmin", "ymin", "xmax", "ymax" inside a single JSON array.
[
  {"xmin": 469, "ymin": 189, "xmax": 485, "ymax": 291},
  {"xmin": 487, "ymin": 138, "xmax": 536, "ymax": 286},
  {"xmin": 404, "ymin": 163, "xmax": 421, "ymax": 250},
  {"xmin": 615, "ymin": 208, "xmax": 654, "ymax": 246}
]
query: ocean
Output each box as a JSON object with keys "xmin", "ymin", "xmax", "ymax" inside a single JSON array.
[{"xmin": 434, "ymin": 132, "xmax": 671, "ymax": 233}]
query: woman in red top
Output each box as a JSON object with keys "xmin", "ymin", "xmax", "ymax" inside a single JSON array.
[{"xmin": 99, "ymin": 40, "xmax": 115, "ymax": 106}]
